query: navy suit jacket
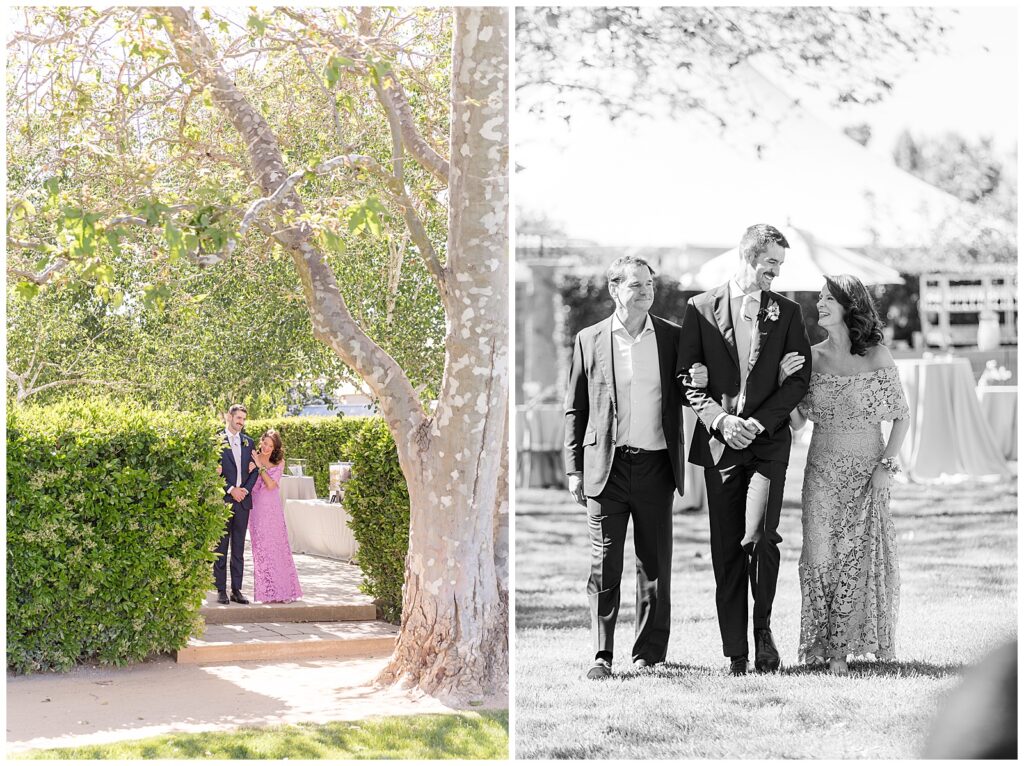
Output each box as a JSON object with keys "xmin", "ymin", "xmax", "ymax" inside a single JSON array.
[
  {"xmin": 564, "ymin": 313, "xmax": 686, "ymax": 497},
  {"xmin": 220, "ymin": 430, "xmax": 259, "ymax": 510},
  {"xmin": 676, "ymin": 285, "xmax": 811, "ymax": 468}
]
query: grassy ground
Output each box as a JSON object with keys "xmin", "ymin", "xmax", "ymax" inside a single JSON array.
[
  {"xmin": 12, "ymin": 712, "xmax": 508, "ymax": 760},
  {"xmin": 514, "ymin": 438, "xmax": 1017, "ymax": 759}
]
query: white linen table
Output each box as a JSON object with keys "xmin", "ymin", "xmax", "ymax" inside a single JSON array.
[
  {"xmin": 894, "ymin": 358, "xmax": 1010, "ymax": 482},
  {"xmin": 977, "ymin": 385, "xmax": 1018, "ymax": 461},
  {"xmin": 284, "ymin": 499, "xmax": 359, "ymax": 561}
]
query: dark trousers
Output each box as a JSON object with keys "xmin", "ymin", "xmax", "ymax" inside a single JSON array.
[
  {"xmin": 704, "ymin": 449, "xmax": 787, "ymax": 657},
  {"xmin": 213, "ymin": 502, "xmax": 249, "ymax": 592},
  {"xmin": 587, "ymin": 449, "xmax": 675, "ymax": 663}
]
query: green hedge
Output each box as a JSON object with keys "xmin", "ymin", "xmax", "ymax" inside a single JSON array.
[
  {"xmin": 247, "ymin": 416, "xmax": 409, "ymax": 622},
  {"xmin": 7, "ymin": 400, "xmax": 227, "ymax": 673}
]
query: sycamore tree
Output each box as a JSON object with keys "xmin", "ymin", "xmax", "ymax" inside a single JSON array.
[{"xmin": 6, "ymin": 6, "xmax": 508, "ymax": 703}]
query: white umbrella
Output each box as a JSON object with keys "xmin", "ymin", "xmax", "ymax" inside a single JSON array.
[{"xmin": 681, "ymin": 226, "xmax": 905, "ymax": 292}]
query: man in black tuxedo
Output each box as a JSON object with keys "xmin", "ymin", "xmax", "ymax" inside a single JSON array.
[
  {"xmin": 214, "ymin": 403, "xmax": 259, "ymax": 605},
  {"xmin": 677, "ymin": 224, "xmax": 811, "ymax": 675},
  {"xmin": 564, "ymin": 256, "xmax": 686, "ymax": 680}
]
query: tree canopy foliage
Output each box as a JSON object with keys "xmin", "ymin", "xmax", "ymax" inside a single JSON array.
[
  {"xmin": 7, "ymin": 7, "xmax": 448, "ymax": 412},
  {"xmin": 516, "ymin": 6, "xmax": 949, "ymax": 129}
]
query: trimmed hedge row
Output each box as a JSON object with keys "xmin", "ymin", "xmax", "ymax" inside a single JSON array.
[
  {"xmin": 247, "ymin": 416, "xmax": 409, "ymax": 623},
  {"xmin": 7, "ymin": 400, "xmax": 228, "ymax": 673}
]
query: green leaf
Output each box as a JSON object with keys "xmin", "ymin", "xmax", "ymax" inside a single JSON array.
[
  {"xmin": 43, "ymin": 177, "xmax": 60, "ymax": 204},
  {"xmin": 346, "ymin": 196, "xmax": 388, "ymax": 238},
  {"xmin": 247, "ymin": 14, "xmax": 268, "ymax": 35},
  {"xmin": 141, "ymin": 283, "xmax": 172, "ymax": 312},
  {"xmin": 14, "ymin": 281, "xmax": 41, "ymax": 301}
]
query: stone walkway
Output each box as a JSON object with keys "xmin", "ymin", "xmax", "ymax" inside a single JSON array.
[{"xmin": 6, "ymin": 554, "xmax": 464, "ymax": 754}]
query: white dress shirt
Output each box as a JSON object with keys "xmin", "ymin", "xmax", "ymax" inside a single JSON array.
[
  {"xmin": 711, "ymin": 281, "xmax": 765, "ymax": 434},
  {"xmin": 611, "ymin": 313, "xmax": 667, "ymax": 451},
  {"xmin": 226, "ymin": 428, "xmax": 243, "ymax": 489}
]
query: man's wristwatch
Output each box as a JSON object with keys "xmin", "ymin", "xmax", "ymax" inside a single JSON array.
[{"xmin": 879, "ymin": 456, "xmax": 901, "ymax": 475}]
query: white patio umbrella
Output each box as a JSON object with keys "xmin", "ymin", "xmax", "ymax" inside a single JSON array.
[{"xmin": 680, "ymin": 226, "xmax": 905, "ymax": 292}]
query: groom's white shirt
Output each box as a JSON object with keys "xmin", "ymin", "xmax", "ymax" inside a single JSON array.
[
  {"xmin": 225, "ymin": 428, "xmax": 243, "ymax": 490},
  {"xmin": 610, "ymin": 312, "xmax": 666, "ymax": 451},
  {"xmin": 710, "ymin": 279, "xmax": 765, "ymax": 434}
]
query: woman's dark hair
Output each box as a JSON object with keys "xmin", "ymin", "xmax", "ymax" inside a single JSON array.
[
  {"xmin": 260, "ymin": 429, "xmax": 284, "ymax": 465},
  {"xmin": 824, "ymin": 274, "xmax": 885, "ymax": 356}
]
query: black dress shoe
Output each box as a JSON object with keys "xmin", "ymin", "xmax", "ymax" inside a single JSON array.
[
  {"xmin": 754, "ymin": 628, "xmax": 781, "ymax": 672},
  {"xmin": 217, "ymin": 590, "xmax": 230, "ymax": 605},
  {"xmin": 230, "ymin": 589, "xmax": 250, "ymax": 605},
  {"xmin": 729, "ymin": 656, "xmax": 749, "ymax": 676},
  {"xmin": 633, "ymin": 658, "xmax": 651, "ymax": 669},
  {"xmin": 586, "ymin": 658, "xmax": 612, "ymax": 680}
]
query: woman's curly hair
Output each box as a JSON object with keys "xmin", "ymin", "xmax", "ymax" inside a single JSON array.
[
  {"xmin": 259, "ymin": 429, "xmax": 285, "ymax": 465},
  {"xmin": 824, "ymin": 274, "xmax": 885, "ymax": 356}
]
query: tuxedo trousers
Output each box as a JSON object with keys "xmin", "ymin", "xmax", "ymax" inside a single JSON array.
[
  {"xmin": 704, "ymin": 449, "xmax": 787, "ymax": 657},
  {"xmin": 213, "ymin": 502, "xmax": 250, "ymax": 592},
  {"xmin": 586, "ymin": 449, "xmax": 675, "ymax": 663}
]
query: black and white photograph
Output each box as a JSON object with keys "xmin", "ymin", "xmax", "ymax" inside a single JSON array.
[{"xmin": 514, "ymin": 6, "xmax": 1017, "ymax": 759}]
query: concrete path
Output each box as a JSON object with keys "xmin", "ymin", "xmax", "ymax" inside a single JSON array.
[
  {"xmin": 6, "ymin": 655, "xmax": 459, "ymax": 754},
  {"xmin": 6, "ymin": 553, "xmax": 499, "ymax": 754}
]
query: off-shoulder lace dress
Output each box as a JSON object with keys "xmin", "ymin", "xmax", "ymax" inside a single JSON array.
[
  {"xmin": 249, "ymin": 463, "xmax": 303, "ymax": 603},
  {"xmin": 796, "ymin": 366, "xmax": 909, "ymax": 663}
]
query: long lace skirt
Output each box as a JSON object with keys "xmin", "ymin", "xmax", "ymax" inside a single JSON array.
[{"xmin": 798, "ymin": 427, "xmax": 900, "ymax": 663}]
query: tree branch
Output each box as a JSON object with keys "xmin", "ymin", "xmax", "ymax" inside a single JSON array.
[{"xmin": 158, "ymin": 6, "xmax": 428, "ymax": 449}]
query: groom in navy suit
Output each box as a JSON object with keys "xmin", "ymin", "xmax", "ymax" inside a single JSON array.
[
  {"xmin": 215, "ymin": 403, "xmax": 259, "ymax": 605},
  {"xmin": 677, "ymin": 224, "xmax": 811, "ymax": 675}
]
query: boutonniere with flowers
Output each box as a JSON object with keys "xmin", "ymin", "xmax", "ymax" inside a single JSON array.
[{"xmin": 758, "ymin": 300, "xmax": 780, "ymax": 324}]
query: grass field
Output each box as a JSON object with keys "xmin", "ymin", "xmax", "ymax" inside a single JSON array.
[
  {"xmin": 514, "ymin": 438, "xmax": 1017, "ymax": 759},
  {"xmin": 13, "ymin": 712, "xmax": 509, "ymax": 760}
]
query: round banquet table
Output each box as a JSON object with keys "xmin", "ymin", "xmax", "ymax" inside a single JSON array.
[
  {"xmin": 284, "ymin": 499, "xmax": 359, "ymax": 561},
  {"xmin": 894, "ymin": 358, "xmax": 1010, "ymax": 482},
  {"xmin": 977, "ymin": 385, "xmax": 1018, "ymax": 462}
]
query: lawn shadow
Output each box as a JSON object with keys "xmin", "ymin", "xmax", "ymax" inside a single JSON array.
[{"xmin": 780, "ymin": 659, "xmax": 965, "ymax": 679}]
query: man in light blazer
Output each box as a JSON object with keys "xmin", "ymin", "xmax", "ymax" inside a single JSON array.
[{"xmin": 564, "ymin": 255, "xmax": 686, "ymax": 680}]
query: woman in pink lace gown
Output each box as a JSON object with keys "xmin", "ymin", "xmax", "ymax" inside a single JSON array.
[{"xmin": 248, "ymin": 430, "xmax": 303, "ymax": 603}]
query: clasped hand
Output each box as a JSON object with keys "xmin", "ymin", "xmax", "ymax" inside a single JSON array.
[{"xmin": 686, "ymin": 363, "xmax": 760, "ymax": 449}]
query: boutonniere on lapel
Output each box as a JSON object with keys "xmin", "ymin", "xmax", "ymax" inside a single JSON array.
[{"xmin": 758, "ymin": 300, "xmax": 780, "ymax": 324}]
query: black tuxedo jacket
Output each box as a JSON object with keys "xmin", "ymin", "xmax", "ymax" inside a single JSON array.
[
  {"xmin": 220, "ymin": 430, "xmax": 259, "ymax": 510},
  {"xmin": 676, "ymin": 285, "xmax": 811, "ymax": 467},
  {"xmin": 564, "ymin": 313, "xmax": 686, "ymax": 497}
]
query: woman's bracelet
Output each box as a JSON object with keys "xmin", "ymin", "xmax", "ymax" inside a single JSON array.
[{"xmin": 879, "ymin": 456, "xmax": 901, "ymax": 475}]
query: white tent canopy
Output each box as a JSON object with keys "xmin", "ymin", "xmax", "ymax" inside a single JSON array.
[{"xmin": 681, "ymin": 226, "xmax": 905, "ymax": 292}]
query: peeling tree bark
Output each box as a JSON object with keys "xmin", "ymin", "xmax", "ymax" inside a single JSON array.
[{"xmin": 159, "ymin": 7, "xmax": 508, "ymax": 704}]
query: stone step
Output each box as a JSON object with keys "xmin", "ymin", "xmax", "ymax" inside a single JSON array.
[
  {"xmin": 176, "ymin": 620, "xmax": 399, "ymax": 664},
  {"xmin": 201, "ymin": 592, "xmax": 376, "ymax": 625}
]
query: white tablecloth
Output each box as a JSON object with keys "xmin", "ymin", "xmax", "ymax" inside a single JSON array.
[
  {"xmin": 894, "ymin": 358, "xmax": 1010, "ymax": 482},
  {"xmin": 284, "ymin": 499, "xmax": 359, "ymax": 561},
  {"xmin": 977, "ymin": 385, "xmax": 1018, "ymax": 461},
  {"xmin": 280, "ymin": 475, "xmax": 316, "ymax": 503},
  {"xmin": 516, "ymin": 405, "xmax": 565, "ymax": 488}
]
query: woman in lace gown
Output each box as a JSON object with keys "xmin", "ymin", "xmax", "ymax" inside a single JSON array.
[
  {"xmin": 248, "ymin": 430, "xmax": 303, "ymax": 603},
  {"xmin": 780, "ymin": 275, "xmax": 910, "ymax": 674}
]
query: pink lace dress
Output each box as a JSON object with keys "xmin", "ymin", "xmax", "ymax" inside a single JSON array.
[
  {"xmin": 249, "ymin": 463, "xmax": 303, "ymax": 603},
  {"xmin": 796, "ymin": 366, "xmax": 909, "ymax": 663}
]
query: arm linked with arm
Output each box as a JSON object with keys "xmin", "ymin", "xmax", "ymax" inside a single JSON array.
[
  {"xmin": 750, "ymin": 306, "xmax": 812, "ymax": 434},
  {"xmin": 677, "ymin": 299, "xmax": 726, "ymax": 431}
]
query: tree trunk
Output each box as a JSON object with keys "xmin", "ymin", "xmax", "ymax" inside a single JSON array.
[{"xmin": 378, "ymin": 7, "xmax": 509, "ymax": 703}]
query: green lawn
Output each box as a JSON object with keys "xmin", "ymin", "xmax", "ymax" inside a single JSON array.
[
  {"xmin": 514, "ymin": 439, "xmax": 1017, "ymax": 759},
  {"xmin": 13, "ymin": 712, "xmax": 508, "ymax": 760}
]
